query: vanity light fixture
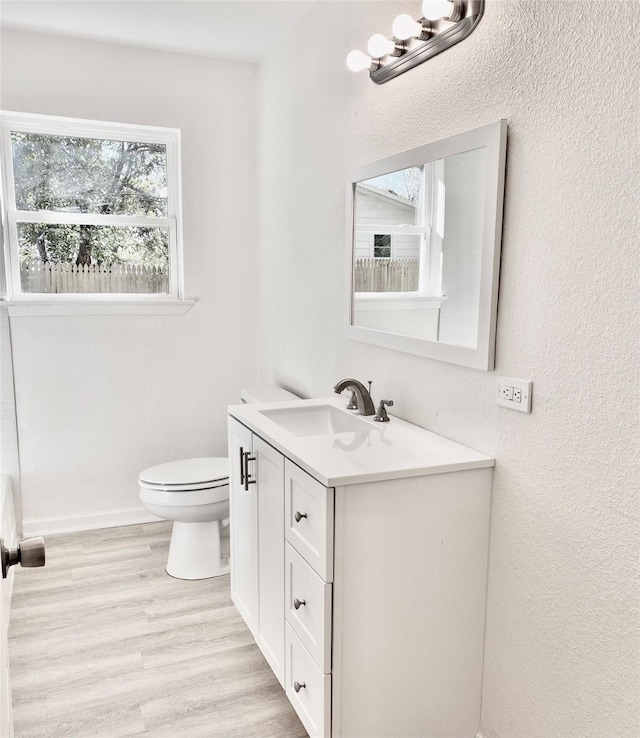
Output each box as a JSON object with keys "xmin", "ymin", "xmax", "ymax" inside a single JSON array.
[{"xmin": 346, "ymin": 0, "xmax": 484, "ymax": 84}]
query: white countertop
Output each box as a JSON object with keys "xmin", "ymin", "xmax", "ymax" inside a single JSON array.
[{"xmin": 228, "ymin": 397, "xmax": 494, "ymax": 487}]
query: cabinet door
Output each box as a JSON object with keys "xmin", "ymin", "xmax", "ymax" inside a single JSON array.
[
  {"xmin": 227, "ymin": 417, "xmax": 258, "ymax": 636},
  {"xmin": 254, "ymin": 435, "xmax": 286, "ymax": 686}
]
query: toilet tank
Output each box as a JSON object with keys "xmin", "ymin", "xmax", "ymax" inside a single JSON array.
[{"xmin": 240, "ymin": 385, "xmax": 299, "ymax": 404}]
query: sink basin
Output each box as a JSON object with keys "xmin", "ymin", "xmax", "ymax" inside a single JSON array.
[{"xmin": 259, "ymin": 404, "xmax": 374, "ymax": 437}]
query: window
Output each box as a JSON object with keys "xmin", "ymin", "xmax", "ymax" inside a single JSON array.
[
  {"xmin": 373, "ymin": 234, "xmax": 391, "ymax": 258},
  {"xmin": 1, "ymin": 111, "xmax": 183, "ymax": 301},
  {"xmin": 353, "ymin": 165, "xmax": 429, "ymax": 295}
]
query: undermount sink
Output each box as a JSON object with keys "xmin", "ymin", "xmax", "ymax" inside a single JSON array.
[{"xmin": 259, "ymin": 404, "xmax": 374, "ymax": 437}]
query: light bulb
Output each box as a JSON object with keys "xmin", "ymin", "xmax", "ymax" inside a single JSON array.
[
  {"xmin": 392, "ymin": 14, "xmax": 424, "ymax": 40},
  {"xmin": 367, "ymin": 33, "xmax": 395, "ymax": 59},
  {"xmin": 421, "ymin": 0, "xmax": 455, "ymax": 21},
  {"xmin": 346, "ymin": 49, "xmax": 372, "ymax": 72}
]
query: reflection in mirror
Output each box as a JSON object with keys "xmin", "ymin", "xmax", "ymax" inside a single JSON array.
[
  {"xmin": 353, "ymin": 148, "xmax": 487, "ymax": 348},
  {"xmin": 347, "ymin": 121, "xmax": 507, "ymax": 370}
]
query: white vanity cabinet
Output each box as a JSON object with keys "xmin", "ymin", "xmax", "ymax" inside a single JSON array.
[{"xmin": 228, "ymin": 399, "xmax": 494, "ymax": 738}]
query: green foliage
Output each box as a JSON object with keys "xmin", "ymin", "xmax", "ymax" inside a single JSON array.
[
  {"xmin": 12, "ymin": 132, "xmax": 169, "ymax": 266},
  {"xmin": 17, "ymin": 224, "xmax": 169, "ymax": 268}
]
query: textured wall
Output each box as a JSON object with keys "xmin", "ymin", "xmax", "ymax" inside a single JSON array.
[
  {"xmin": 1, "ymin": 30, "xmax": 259, "ymax": 529},
  {"xmin": 257, "ymin": 1, "xmax": 639, "ymax": 736}
]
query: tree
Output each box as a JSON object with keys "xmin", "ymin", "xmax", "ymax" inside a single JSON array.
[{"xmin": 12, "ymin": 133, "xmax": 169, "ymax": 267}]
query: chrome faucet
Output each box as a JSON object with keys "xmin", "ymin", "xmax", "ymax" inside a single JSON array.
[{"xmin": 333, "ymin": 378, "xmax": 376, "ymax": 416}]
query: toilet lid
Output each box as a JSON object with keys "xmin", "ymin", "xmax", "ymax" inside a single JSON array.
[{"xmin": 139, "ymin": 457, "xmax": 229, "ymax": 487}]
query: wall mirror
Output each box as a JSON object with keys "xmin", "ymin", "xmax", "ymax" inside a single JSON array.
[{"xmin": 345, "ymin": 120, "xmax": 507, "ymax": 370}]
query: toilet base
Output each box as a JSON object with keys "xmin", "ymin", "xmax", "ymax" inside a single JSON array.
[{"xmin": 166, "ymin": 520, "xmax": 230, "ymax": 580}]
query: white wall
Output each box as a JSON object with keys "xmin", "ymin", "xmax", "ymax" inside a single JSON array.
[
  {"xmin": 257, "ymin": 2, "xmax": 639, "ymax": 737},
  {"xmin": 1, "ymin": 30, "xmax": 258, "ymax": 532},
  {"xmin": 0, "ymin": 306, "xmax": 20, "ymax": 523}
]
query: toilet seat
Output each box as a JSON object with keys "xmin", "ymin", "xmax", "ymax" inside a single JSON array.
[
  {"xmin": 139, "ymin": 483, "xmax": 229, "ymax": 508},
  {"xmin": 139, "ymin": 457, "xmax": 229, "ymax": 487},
  {"xmin": 138, "ymin": 478, "xmax": 229, "ymax": 492}
]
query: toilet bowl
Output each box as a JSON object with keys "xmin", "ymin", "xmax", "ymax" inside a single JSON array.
[
  {"xmin": 139, "ymin": 385, "xmax": 299, "ymax": 580},
  {"xmin": 139, "ymin": 457, "xmax": 230, "ymax": 580}
]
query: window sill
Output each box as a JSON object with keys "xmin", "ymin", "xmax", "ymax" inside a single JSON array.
[
  {"xmin": 3, "ymin": 300, "xmax": 196, "ymax": 317},
  {"xmin": 354, "ymin": 292, "xmax": 445, "ymax": 302}
]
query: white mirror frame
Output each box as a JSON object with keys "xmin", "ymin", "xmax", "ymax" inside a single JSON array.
[{"xmin": 345, "ymin": 119, "xmax": 507, "ymax": 371}]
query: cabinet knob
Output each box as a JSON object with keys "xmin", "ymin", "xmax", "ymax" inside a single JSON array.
[
  {"xmin": 293, "ymin": 598, "xmax": 306, "ymax": 610},
  {"xmin": 294, "ymin": 511, "xmax": 307, "ymax": 523},
  {"xmin": 293, "ymin": 681, "xmax": 305, "ymax": 693}
]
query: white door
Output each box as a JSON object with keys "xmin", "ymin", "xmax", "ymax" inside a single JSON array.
[
  {"xmin": 227, "ymin": 418, "xmax": 259, "ymax": 635},
  {"xmin": 254, "ymin": 436, "xmax": 285, "ymax": 686},
  {"xmin": 1, "ymin": 478, "xmax": 17, "ymax": 738}
]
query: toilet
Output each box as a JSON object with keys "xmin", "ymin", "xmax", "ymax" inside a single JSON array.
[{"xmin": 138, "ymin": 385, "xmax": 299, "ymax": 580}]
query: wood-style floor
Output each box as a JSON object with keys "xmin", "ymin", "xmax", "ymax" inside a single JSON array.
[{"xmin": 8, "ymin": 521, "xmax": 307, "ymax": 738}]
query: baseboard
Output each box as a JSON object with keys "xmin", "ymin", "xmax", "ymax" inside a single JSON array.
[{"xmin": 22, "ymin": 507, "xmax": 162, "ymax": 537}]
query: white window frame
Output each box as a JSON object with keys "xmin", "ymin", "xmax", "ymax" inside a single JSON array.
[{"xmin": 0, "ymin": 111, "xmax": 186, "ymax": 307}]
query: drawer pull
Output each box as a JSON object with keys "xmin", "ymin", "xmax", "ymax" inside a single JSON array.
[
  {"xmin": 293, "ymin": 681, "xmax": 306, "ymax": 693},
  {"xmin": 293, "ymin": 598, "xmax": 306, "ymax": 610},
  {"xmin": 294, "ymin": 511, "xmax": 307, "ymax": 523}
]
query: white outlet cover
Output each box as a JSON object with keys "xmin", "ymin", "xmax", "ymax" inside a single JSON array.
[{"xmin": 496, "ymin": 377, "xmax": 532, "ymax": 413}]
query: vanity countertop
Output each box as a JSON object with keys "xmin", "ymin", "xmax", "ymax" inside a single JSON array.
[{"xmin": 228, "ymin": 397, "xmax": 494, "ymax": 487}]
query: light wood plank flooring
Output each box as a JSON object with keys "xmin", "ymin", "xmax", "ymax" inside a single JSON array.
[{"xmin": 8, "ymin": 521, "xmax": 307, "ymax": 738}]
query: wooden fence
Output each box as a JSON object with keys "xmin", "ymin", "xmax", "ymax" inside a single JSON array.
[
  {"xmin": 354, "ymin": 258, "xmax": 419, "ymax": 293},
  {"xmin": 20, "ymin": 259, "xmax": 169, "ymax": 294}
]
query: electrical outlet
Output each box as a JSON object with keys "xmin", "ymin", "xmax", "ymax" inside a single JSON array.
[{"xmin": 497, "ymin": 377, "xmax": 532, "ymax": 413}]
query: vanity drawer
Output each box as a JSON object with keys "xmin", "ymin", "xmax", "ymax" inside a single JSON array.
[
  {"xmin": 285, "ymin": 623, "xmax": 331, "ymax": 738},
  {"xmin": 285, "ymin": 460, "xmax": 334, "ymax": 581},
  {"xmin": 285, "ymin": 542, "xmax": 332, "ymax": 673}
]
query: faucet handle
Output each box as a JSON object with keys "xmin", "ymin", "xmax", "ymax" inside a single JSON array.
[{"xmin": 374, "ymin": 399, "xmax": 394, "ymax": 423}]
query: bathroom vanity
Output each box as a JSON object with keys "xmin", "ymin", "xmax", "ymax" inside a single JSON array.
[{"xmin": 227, "ymin": 398, "xmax": 494, "ymax": 738}]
